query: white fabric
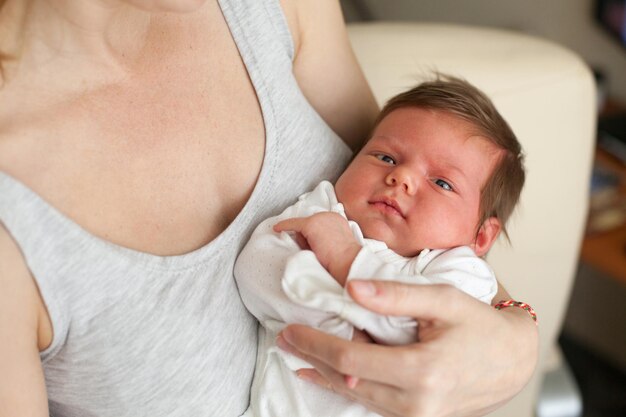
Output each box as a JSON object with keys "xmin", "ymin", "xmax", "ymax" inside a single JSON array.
[{"xmin": 235, "ymin": 181, "xmax": 497, "ymax": 417}]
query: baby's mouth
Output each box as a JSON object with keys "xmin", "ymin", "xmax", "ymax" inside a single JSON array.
[{"xmin": 369, "ymin": 197, "xmax": 405, "ymax": 218}]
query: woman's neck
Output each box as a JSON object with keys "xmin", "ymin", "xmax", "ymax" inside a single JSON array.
[{"xmin": 1, "ymin": 0, "xmax": 207, "ymax": 83}]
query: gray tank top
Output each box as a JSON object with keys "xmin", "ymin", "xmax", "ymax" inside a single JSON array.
[{"xmin": 0, "ymin": 0, "xmax": 352, "ymax": 415}]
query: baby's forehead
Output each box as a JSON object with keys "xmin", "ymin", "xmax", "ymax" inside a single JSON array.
[
  {"xmin": 375, "ymin": 107, "xmax": 485, "ymax": 133},
  {"xmin": 371, "ymin": 118, "xmax": 504, "ymax": 160}
]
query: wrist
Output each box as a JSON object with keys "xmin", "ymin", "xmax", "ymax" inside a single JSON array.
[
  {"xmin": 494, "ymin": 300, "xmax": 538, "ymax": 325},
  {"xmin": 498, "ymin": 301, "xmax": 539, "ymax": 374},
  {"xmin": 488, "ymin": 300, "xmax": 540, "ymax": 401},
  {"xmin": 327, "ymin": 243, "xmax": 361, "ymax": 286}
]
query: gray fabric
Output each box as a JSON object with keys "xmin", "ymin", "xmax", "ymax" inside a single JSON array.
[{"xmin": 0, "ymin": 0, "xmax": 352, "ymax": 415}]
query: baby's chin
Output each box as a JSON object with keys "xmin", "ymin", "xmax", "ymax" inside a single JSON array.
[
  {"xmin": 359, "ymin": 222, "xmax": 419, "ymax": 257},
  {"xmin": 386, "ymin": 243, "xmax": 422, "ymax": 258}
]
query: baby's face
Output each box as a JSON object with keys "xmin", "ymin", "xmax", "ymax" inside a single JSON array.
[{"xmin": 335, "ymin": 107, "xmax": 503, "ymax": 257}]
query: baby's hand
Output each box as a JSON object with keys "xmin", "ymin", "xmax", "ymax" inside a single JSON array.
[{"xmin": 274, "ymin": 213, "xmax": 361, "ymax": 286}]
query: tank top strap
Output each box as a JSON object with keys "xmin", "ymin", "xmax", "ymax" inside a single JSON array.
[
  {"xmin": 220, "ymin": 0, "xmax": 295, "ymax": 61},
  {"xmin": 0, "ymin": 171, "xmax": 79, "ymax": 265}
]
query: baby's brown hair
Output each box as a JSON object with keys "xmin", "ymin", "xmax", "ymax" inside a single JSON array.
[{"xmin": 375, "ymin": 74, "xmax": 525, "ymax": 241}]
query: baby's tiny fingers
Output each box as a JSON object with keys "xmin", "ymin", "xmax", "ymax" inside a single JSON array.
[
  {"xmin": 273, "ymin": 217, "xmax": 305, "ymax": 232},
  {"xmin": 294, "ymin": 233, "xmax": 310, "ymax": 250}
]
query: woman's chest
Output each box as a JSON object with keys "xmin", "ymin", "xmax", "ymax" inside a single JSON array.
[{"xmin": 0, "ymin": 71, "xmax": 265, "ymax": 256}]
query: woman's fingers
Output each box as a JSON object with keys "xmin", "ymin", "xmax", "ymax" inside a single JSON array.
[
  {"xmin": 347, "ymin": 280, "xmax": 537, "ymax": 416},
  {"xmin": 295, "ymin": 368, "xmax": 331, "ymax": 390},
  {"xmin": 294, "ymin": 354, "xmax": 437, "ymax": 417},
  {"xmin": 346, "ymin": 280, "xmax": 486, "ymax": 324},
  {"xmin": 350, "ymin": 328, "xmax": 374, "ymax": 344},
  {"xmin": 279, "ymin": 325, "xmax": 419, "ymax": 386},
  {"xmin": 292, "ymin": 352, "xmax": 409, "ymax": 417}
]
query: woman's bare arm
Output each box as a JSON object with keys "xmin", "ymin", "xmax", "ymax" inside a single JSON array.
[
  {"xmin": 0, "ymin": 226, "xmax": 49, "ymax": 417},
  {"xmin": 281, "ymin": 0, "xmax": 379, "ymax": 150}
]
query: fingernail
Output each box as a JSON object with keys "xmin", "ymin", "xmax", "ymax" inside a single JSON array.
[
  {"xmin": 351, "ymin": 281, "xmax": 376, "ymax": 297},
  {"xmin": 345, "ymin": 375, "xmax": 359, "ymax": 389},
  {"xmin": 276, "ymin": 334, "xmax": 291, "ymax": 351},
  {"xmin": 280, "ymin": 327, "xmax": 293, "ymax": 343},
  {"xmin": 296, "ymin": 369, "xmax": 311, "ymax": 381}
]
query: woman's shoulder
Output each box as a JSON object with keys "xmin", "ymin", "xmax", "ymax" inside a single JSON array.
[
  {"xmin": 0, "ymin": 223, "xmax": 53, "ymax": 352},
  {"xmin": 0, "ymin": 222, "xmax": 52, "ymax": 413}
]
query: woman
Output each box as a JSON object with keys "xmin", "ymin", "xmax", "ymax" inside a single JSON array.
[{"xmin": 0, "ymin": 1, "xmax": 537, "ymax": 416}]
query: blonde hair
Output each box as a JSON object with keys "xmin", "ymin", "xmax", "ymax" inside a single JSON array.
[{"xmin": 377, "ymin": 74, "xmax": 525, "ymax": 241}]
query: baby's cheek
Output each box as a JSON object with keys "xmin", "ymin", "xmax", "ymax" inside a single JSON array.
[{"xmin": 358, "ymin": 218, "xmax": 379, "ymax": 238}]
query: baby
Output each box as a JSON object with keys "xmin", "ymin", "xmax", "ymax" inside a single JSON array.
[{"xmin": 234, "ymin": 75, "xmax": 525, "ymax": 417}]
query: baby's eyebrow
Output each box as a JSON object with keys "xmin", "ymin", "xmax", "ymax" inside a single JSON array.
[
  {"xmin": 368, "ymin": 134, "xmax": 404, "ymax": 150},
  {"xmin": 431, "ymin": 160, "xmax": 470, "ymax": 192},
  {"xmin": 438, "ymin": 161, "xmax": 465, "ymax": 178},
  {"xmin": 372, "ymin": 134, "xmax": 399, "ymax": 144}
]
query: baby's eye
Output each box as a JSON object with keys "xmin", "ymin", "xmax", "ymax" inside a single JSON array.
[
  {"xmin": 375, "ymin": 154, "xmax": 396, "ymax": 165},
  {"xmin": 434, "ymin": 179, "xmax": 453, "ymax": 191}
]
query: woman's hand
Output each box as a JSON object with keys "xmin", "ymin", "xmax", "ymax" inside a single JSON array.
[{"xmin": 277, "ymin": 280, "xmax": 539, "ymax": 417}]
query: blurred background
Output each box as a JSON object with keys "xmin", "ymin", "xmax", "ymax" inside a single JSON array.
[{"xmin": 341, "ymin": 1, "xmax": 626, "ymax": 417}]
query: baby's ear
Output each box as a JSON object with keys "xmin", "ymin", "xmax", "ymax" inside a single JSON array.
[{"xmin": 471, "ymin": 217, "xmax": 501, "ymax": 257}]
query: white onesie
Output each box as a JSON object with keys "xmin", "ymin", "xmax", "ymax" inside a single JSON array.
[{"xmin": 234, "ymin": 181, "xmax": 497, "ymax": 417}]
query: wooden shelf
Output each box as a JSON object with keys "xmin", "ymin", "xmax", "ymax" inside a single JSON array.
[
  {"xmin": 581, "ymin": 225, "xmax": 626, "ymax": 286},
  {"xmin": 581, "ymin": 103, "xmax": 626, "ymax": 286}
]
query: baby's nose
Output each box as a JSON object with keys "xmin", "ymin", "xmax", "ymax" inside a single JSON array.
[{"xmin": 385, "ymin": 168, "xmax": 416, "ymax": 194}]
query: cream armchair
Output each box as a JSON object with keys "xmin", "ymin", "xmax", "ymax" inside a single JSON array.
[{"xmin": 348, "ymin": 22, "xmax": 596, "ymax": 417}]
